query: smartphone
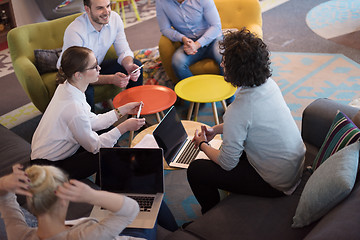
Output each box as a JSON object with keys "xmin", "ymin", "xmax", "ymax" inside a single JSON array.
[
  {"xmin": 131, "ymin": 64, "xmax": 144, "ymax": 74},
  {"xmin": 137, "ymin": 102, "xmax": 143, "ymax": 118}
]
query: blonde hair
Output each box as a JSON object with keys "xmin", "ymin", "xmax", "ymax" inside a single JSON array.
[{"xmin": 25, "ymin": 165, "xmax": 68, "ymax": 216}]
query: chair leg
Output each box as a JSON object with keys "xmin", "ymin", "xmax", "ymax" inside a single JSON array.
[
  {"xmin": 212, "ymin": 102, "xmax": 219, "ymax": 125},
  {"xmin": 187, "ymin": 102, "xmax": 194, "ymax": 120},
  {"xmin": 130, "ymin": 0, "xmax": 141, "ymax": 22},
  {"xmin": 121, "ymin": 1, "xmax": 126, "ymax": 27}
]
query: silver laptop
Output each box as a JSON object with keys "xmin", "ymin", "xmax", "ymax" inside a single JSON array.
[
  {"xmin": 90, "ymin": 148, "xmax": 164, "ymax": 229},
  {"xmin": 153, "ymin": 106, "xmax": 222, "ymax": 169}
]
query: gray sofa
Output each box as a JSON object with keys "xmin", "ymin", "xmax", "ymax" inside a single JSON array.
[
  {"xmin": 0, "ymin": 123, "xmax": 95, "ymax": 237},
  {"xmin": 162, "ymin": 98, "xmax": 360, "ymax": 240},
  {"xmin": 1, "ymin": 98, "xmax": 360, "ymax": 239}
]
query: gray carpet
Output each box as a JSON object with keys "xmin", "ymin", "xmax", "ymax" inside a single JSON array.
[
  {"xmin": 263, "ymin": 0, "xmax": 360, "ymax": 64},
  {"xmin": 0, "ymin": 72, "xmax": 31, "ymax": 116}
]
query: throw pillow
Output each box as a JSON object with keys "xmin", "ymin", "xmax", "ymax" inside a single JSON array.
[
  {"xmin": 312, "ymin": 111, "xmax": 360, "ymax": 172},
  {"xmin": 34, "ymin": 48, "xmax": 62, "ymax": 75},
  {"xmin": 292, "ymin": 141, "xmax": 360, "ymax": 228}
]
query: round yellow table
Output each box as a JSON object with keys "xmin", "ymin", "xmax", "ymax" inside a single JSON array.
[
  {"xmin": 131, "ymin": 120, "xmax": 222, "ymax": 170},
  {"xmin": 175, "ymin": 74, "xmax": 237, "ymax": 125}
]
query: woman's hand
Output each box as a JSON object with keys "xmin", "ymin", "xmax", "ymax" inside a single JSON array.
[
  {"xmin": 116, "ymin": 117, "xmax": 146, "ymax": 135},
  {"xmin": 118, "ymin": 102, "xmax": 143, "ymax": 116},
  {"xmin": 57, "ymin": 180, "xmax": 128, "ymax": 213},
  {"xmin": 55, "ymin": 179, "xmax": 94, "ymax": 203},
  {"xmin": 0, "ymin": 164, "xmax": 32, "ymax": 197}
]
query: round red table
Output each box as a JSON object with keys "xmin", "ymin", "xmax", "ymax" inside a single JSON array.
[{"xmin": 112, "ymin": 85, "xmax": 177, "ymax": 145}]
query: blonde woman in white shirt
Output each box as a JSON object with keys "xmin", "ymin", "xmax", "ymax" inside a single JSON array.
[
  {"xmin": 31, "ymin": 46, "xmax": 146, "ymax": 181},
  {"xmin": 0, "ymin": 164, "xmax": 146, "ymax": 239}
]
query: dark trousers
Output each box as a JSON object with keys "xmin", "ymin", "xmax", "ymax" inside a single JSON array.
[
  {"xmin": 85, "ymin": 58, "xmax": 144, "ymax": 112},
  {"xmin": 187, "ymin": 153, "xmax": 285, "ymax": 214},
  {"xmin": 31, "ymin": 147, "xmax": 99, "ymax": 182},
  {"xmin": 120, "ymin": 200, "xmax": 178, "ymax": 239}
]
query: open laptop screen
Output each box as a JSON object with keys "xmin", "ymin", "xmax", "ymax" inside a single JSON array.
[
  {"xmin": 99, "ymin": 148, "xmax": 164, "ymax": 194},
  {"xmin": 153, "ymin": 106, "xmax": 188, "ymax": 163}
]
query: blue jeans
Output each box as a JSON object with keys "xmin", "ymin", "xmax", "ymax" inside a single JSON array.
[
  {"xmin": 85, "ymin": 58, "xmax": 144, "ymax": 112},
  {"xmin": 171, "ymin": 35, "xmax": 224, "ymax": 81},
  {"xmin": 119, "ymin": 200, "xmax": 178, "ymax": 240}
]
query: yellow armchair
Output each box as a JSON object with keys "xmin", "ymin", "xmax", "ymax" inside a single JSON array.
[
  {"xmin": 7, "ymin": 13, "xmax": 120, "ymax": 113},
  {"xmin": 158, "ymin": 0, "xmax": 263, "ymax": 84}
]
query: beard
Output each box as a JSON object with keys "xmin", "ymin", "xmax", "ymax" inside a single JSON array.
[{"xmin": 90, "ymin": 10, "xmax": 110, "ymax": 25}]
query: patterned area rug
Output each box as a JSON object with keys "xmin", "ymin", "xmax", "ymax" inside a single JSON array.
[
  {"xmin": 305, "ymin": 0, "xmax": 360, "ymax": 50},
  {"xmin": 271, "ymin": 52, "xmax": 360, "ymax": 129}
]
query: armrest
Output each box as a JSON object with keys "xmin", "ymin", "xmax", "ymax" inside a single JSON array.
[
  {"xmin": 301, "ymin": 98, "xmax": 359, "ymax": 149},
  {"xmin": 12, "ymin": 56, "xmax": 50, "ymax": 113},
  {"xmin": 158, "ymin": 35, "xmax": 181, "ymax": 83},
  {"xmin": 246, "ymin": 24, "xmax": 263, "ymax": 39}
]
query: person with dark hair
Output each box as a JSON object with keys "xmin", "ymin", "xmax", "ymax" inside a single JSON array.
[
  {"xmin": 57, "ymin": 0, "xmax": 143, "ymax": 111},
  {"xmin": 188, "ymin": 29, "xmax": 306, "ymax": 214},
  {"xmin": 31, "ymin": 46, "xmax": 146, "ymax": 181}
]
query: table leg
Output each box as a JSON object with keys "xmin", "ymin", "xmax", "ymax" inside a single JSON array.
[
  {"xmin": 221, "ymin": 100, "xmax": 228, "ymax": 111},
  {"xmin": 187, "ymin": 102, "xmax": 194, "ymax": 120},
  {"xmin": 212, "ymin": 102, "xmax": 219, "ymax": 125},
  {"xmin": 129, "ymin": 130, "xmax": 134, "ymax": 147},
  {"xmin": 194, "ymin": 102, "xmax": 200, "ymax": 122},
  {"xmin": 156, "ymin": 112, "xmax": 161, "ymax": 122},
  {"xmin": 160, "ymin": 111, "xmax": 165, "ymax": 118}
]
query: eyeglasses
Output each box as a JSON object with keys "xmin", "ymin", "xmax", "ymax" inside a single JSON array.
[{"xmin": 84, "ymin": 62, "xmax": 100, "ymax": 72}]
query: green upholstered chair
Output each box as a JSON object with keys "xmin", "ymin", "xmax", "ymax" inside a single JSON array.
[
  {"xmin": 7, "ymin": 13, "xmax": 120, "ymax": 113},
  {"xmin": 158, "ymin": 0, "xmax": 263, "ymax": 84}
]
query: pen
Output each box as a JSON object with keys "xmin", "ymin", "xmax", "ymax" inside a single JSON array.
[
  {"xmin": 131, "ymin": 64, "xmax": 144, "ymax": 74},
  {"xmin": 137, "ymin": 102, "xmax": 143, "ymax": 118}
]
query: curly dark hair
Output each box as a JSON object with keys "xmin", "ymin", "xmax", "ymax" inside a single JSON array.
[{"xmin": 219, "ymin": 28, "xmax": 272, "ymax": 87}]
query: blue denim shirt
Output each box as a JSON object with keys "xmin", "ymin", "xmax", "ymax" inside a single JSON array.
[{"xmin": 156, "ymin": 0, "xmax": 222, "ymax": 47}]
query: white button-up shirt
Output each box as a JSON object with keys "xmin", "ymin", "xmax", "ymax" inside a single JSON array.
[
  {"xmin": 57, "ymin": 11, "xmax": 133, "ymax": 68},
  {"xmin": 31, "ymin": 81, "xmax": 121, "ymax": 161}
]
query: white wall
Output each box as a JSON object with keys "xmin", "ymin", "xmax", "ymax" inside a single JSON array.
[{"xmin": 12, "ymin": 0, "xmax": 46, "ymax": 26}]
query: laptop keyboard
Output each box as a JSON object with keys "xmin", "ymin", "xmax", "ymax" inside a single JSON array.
[
  {"xmin": 128, "ymin": 196, "xmax": 154, "ymax": 212},
  {"xmin": 176, "ymin": 140, "xmax": 200, "ymax": 165}
]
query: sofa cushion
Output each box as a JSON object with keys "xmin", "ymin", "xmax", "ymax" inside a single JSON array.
[
  {"xmin": 303, "ymin": 178, "xmax": 360, "ymax": 240},
  {"xmin": 34, "ymin": 48, "xmax": 62, "ymax": 74},
  {"xmin": 312, "ymin": 111, "xmax": 360, "ymax": 171},
  {"xmin": 0, "ymin": 124, "xmax": 31, "ymax": 177},
  {"xmin": 292, "ymin": 142, "xmax": 360, "ymax": 228},
  {"xmin": 184, "ymin": 193, "xmax": 313, "ymax": 240}
]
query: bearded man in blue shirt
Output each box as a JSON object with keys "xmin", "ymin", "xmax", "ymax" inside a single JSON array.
[{"xmin": 57, "ymin": 0, "xmax": 143, "ymax": 111}]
